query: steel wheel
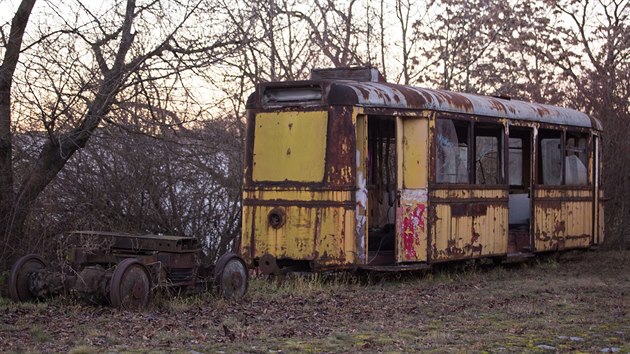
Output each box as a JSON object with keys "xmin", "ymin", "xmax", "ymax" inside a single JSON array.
[
  {"xmin": 109, "ymin": 258, "xmax": 151, "ymax": 310},
  {"xmin": 214, "ymin": 253, "xmax": 248, "ymax": 300},
  {"xmin": 9, "ymin": 254, "xmax": 47, "ymax": 302}
]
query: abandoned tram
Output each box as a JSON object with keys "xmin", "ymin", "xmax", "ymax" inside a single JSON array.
[
  {"xmin": 9, "ymin": 67, "xmax": 604, "ymax": 309},
  {"xmin": 241, "ymin": 67, "xmax": 604, "ymax": 274}
]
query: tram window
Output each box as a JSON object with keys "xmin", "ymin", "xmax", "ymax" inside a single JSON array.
[
  {"xmin": 436, "ymin": 119, "xmax": 469, "ymax": 183},
  {"xmin": 509, "ymin": 138, "xmax": 523, "ymax": 186},
  {"xmin": 565, "ymin": 132, "xmax": 588, "ymax": 185},
  {"xmin": 475, "ymin": 125, "xmax": 502, "ymax": 184},
  {"xmin": 538, "ymin": 130, "xmax": 562, "ymax": 185}
]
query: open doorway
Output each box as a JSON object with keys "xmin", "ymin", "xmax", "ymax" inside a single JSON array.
[
  {"xmin": 508, "ymin": 128, "xmax": 532, "ymax": 253},
  {"xmin": 366, "ymin": 116, "xmax": 397, "ymax": 265}
]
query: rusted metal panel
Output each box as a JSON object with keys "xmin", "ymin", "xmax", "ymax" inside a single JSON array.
[
  {"xmin": 316, "ymin": 207, "xmax": 353, "ymax": 266},
  {"xmin": 245, "ymin": 200, "xmax": 354, "ymax": 266},
  {"xmin": 396, "ymin": 189, "xmax": 429, "ymax": 262},
  {"xmin": 326, "ymin": 106, "xmax": 356, "ymax": 187},
  {"xmin": 327, "ymin": 82, "xmax": 601, "ymax": 129},
  {"xmin": 533, "ymin": 188, "xmax": 593, "ymax": 251},
  {"xmin": 251, "ymin": 205, "xmax": 317, "ymax": 260},
  {"xmin": 430, "ymin": 188, "xmax": 509, "ymax": 200},
  {"xmin": 430, "ymin": 188, "xmax": 508, "ymax": 261},
  {"xmin": 68, "ymin": 231, "xmax": 199, "ymax": 253}
]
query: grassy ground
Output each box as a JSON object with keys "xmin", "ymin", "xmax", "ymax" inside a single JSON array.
[{"xmin": 0, "ymin": 250, "xmax": 628, "ymax": 353}]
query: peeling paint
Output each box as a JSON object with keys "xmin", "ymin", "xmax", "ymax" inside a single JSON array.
[
  {"xmin": 397, "ymin": 189, "xmax": 428, "ymax": 262},
  {"xmin": 398, "ymin": 203, "xmax": 426, "ymax": 260},
  {"xmin": 355, "ymin": 168, "xmax": 367, "ymax": 263}
]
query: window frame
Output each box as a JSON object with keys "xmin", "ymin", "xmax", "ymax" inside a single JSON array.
[
  {"xmin": 433, "ymin": 115, "xmax": 506, "ymax": 187},
  {"xmin": 535, "ymin": 128, "xmax": 592, "ymax": 187}
]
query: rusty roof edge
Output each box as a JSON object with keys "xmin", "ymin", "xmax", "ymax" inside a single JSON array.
[
  {"xmin": 334, "ymin": 81, "xmax": 598, "ymax": 129},
  {"xmin": 250, "ymin": 80, "xmax": 602, "ymax": 130}
]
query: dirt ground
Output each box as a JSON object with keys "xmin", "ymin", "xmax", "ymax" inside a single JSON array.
[{"xmin": 1, "ymin": 250, "xmax": 628, "ymax": 353}]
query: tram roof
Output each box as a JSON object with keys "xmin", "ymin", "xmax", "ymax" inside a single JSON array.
[{"xmin": 251, "ymin": 68, "xmax": 602, "ymax": 130}]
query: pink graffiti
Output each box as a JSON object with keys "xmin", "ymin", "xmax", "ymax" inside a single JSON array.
[{"xmin": 398, "ymin": 203, "xmax": 426, "ymax": 260}]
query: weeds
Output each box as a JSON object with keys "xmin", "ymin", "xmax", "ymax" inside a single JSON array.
[
  {"xmin": 1, "ymin": 250, "xmax": 629, "ymax": 353},
  {"xmin": 249, "ymin": 272, "xmax": 362, "ymax": 299},
  {"xmin": 29, "ymin": 325, "xmax": 51, "ymax": 343}
]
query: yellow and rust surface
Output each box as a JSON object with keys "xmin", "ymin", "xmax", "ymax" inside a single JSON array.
[
  {"xmin": 396, "ymin": 117, "xmax": 430, "ymax": 262},
  {"xmin": 354, "ymin": 113, "xmax": 368, "ymax": 264},
  {"xmin": 430, "ymin": 188, "xmax": 509, "ymax": 261},
  {"xmin": 533, "ymin": 188, "xmax": 593, "ymax": 251},
  {"xmin": 242, "ymin": 108, "xmax": 358, "ymax": 268},
  {"xmin": 241, "ymin": 189, "xmax": 357, "ymax": 267},
  {"xmin": 252, "ymin": 111, "xmax": 328, "ymax": 182}
]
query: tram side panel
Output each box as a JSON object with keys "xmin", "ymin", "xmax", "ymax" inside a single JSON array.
[{"xmin": 241, "ymin": 108, "xmax": 358, "ymax": 269}]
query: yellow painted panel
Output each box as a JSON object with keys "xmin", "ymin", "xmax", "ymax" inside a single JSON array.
[
  {"xmin": 355, "ymin": 114, "xmax": 368, "ymax": 264},
  {"xmin": 344, "ymin": 210, "xmax": 356, "ymax": 264},
  {"xmin": 533, "ymin": 189, "xmax": 591, "ymax": 199},
  {"xmin": 431, "ymin": 202, "xmax": 508, "ymax": 261},
  {"xmin": 316, "ymin": 207, "xmax": 348, "ymax": 265},
  {"xmin": 534, "ymin": 203, "xmax": 563, "ymax": 251},
  {"xmin": 534, "ymin": 188, "xmax": 594, "ymax": 251},
  {"xmin": 432, "ymin": 204, "xmax": 450, "ymax": 259},
  {"xmin": 252, "ymin": 111, "xmax": 328, "ymax": 182},
  {"xmin": 564, "ymin": 201, "xmax": 592, "ymax": 248},
  {"xmin": 252, "ymin": 205, "xmax": 316, "ymax": 259},
  {"xmin": 244, "ymin": 190, "xmax": 351, "ymax": 203},
  {"xmin": 245, "ymin": 203, "xmax": 354, "ymax": 266},
  {"xmin": 431, "ymin": 188, "xmax": 507, "ymax": 200},
  {"xmin": 240, "ymin": 206, "xmax": 254, "ymax": 262},
  {"xmin": 396, "ymin": 118, "xmax": 404, "ymax": 189},
  {"xmin": 402, "ymin": 118, "xmax": 428, "ymax": 189}
]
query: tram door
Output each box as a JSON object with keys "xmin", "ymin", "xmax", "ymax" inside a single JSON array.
[
  {"xmin": 508, "ymin": 128, "xmax": 533, "ymax": 253},
  {"xmin": 357, "ymin": 115, "xmax": 430, "ymax": 265},
  {"xmin": 362, "ymin": 116, "xmax": 398, "ymax": 265}
]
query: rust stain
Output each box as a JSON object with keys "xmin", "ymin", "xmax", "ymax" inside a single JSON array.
[
  {"xmin": 326, "ymin": 106, "xmax": 355, "ymax": 186},
  {"xmin": 487, "ymin": 98, "xmax": 508, "ymax": 114},
  {"xmin": 470, "ymin": 204, "xmax": 488, "ymax": 216},
  {"xmin": 451, "ymin": 203, "xmax": 468, "ymax": 217},
  {"xmin": 554, "ymin": 220, "xmax": 566, "ymax": 236},
  {"xmin": 450, "ymin": 203, "xmax": 488, "ymax": 217}
]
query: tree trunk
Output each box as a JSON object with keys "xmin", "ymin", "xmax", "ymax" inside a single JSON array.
[{"xmin": 0, "ymin": 0, "xmax": 36, "ymax": 270}]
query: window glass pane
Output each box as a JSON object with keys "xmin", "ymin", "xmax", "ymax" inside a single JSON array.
[
  {"xmin": 565, "ymin": 134, "xmax": 588, "ymax": 185},
  {"xmin": 436, "ymin": 119, "xmax": 469, "ymax": 183},
  {"xmin": 476, "ymin": 136, "xmax": 499, "ymax": 184},
  {"xmin": 509, "ymin": 138, "xmax": 523, "ymax": 186},
  {"xmin": 540, "ymin": 138, "xmax": 562, "ymax": 185}
]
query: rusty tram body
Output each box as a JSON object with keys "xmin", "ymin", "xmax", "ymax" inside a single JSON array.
[{"xmin": 242, "ymin": 67, "xmax": 604, "ymax": 274}]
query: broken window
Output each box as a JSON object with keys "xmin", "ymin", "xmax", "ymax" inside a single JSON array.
[
  {"xmin": 538, "ymin": 130, "xmax": 590, "ymax": 186},
  {"xmin": 475, "ymin": 125, "xmax": 502, "ymax": 185},
  {"xmin": 538, "ymin": 130, "xmax": 562, "ymax": 185},
  {"xmin": 565, "ymin": 132, "xmax": 588, "ymax": 185},
  {"xmin": 509, "ymin": 138, "xmax": 523, "ymax": 186},
  {"xmin": 436, "ymin": 119, "xmax": 469, "ymax": 183}
]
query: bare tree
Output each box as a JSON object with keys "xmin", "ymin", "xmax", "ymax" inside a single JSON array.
[
  {"xmin": 280, "ymin": 0, "xmax": 366, "ymax": 68},
  {"xmin": 413, "ymin": 0, "xmax": 512, "ymax": 92},
  {"xmin": 0, "ymin": 0, "xmax": 247, "ymax": 269}
]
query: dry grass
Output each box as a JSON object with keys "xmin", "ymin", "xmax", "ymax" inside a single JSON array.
[{"xmin": 0, "ymin": 250, "xmax": 628, "ymax": 353}]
